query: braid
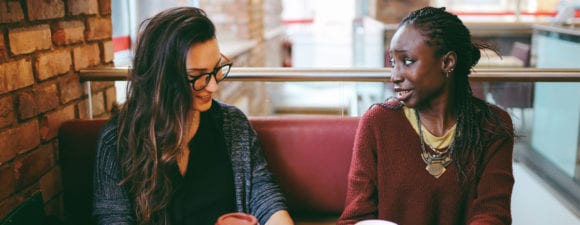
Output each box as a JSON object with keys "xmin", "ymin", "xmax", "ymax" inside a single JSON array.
[
  {"xmin": 401, "ymin": 7, "xmax": 476, "ymax": 75},
  {"xmin": 400, "ymin": 7, "xmax": 512, "ymax": 182}
]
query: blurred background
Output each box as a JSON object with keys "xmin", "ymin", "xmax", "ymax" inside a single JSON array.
[{"xmin": 1, "ymin": 0, "xmax": 579, "ymax": 224}]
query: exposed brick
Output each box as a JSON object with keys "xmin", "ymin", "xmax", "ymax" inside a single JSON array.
[
  {"xmin": 0, "ymin": 35, "xmax": 5, "ymax": 59},
  {"xmin": 86, "ymin": 17, "xmax": 112, "ymax": 41},
  {"xmin": 0, "ymin": 1, "xmax": 24, "ymax": 23},
  {"xmin": 58, "ymin": 74, "xmax": 83, "ymax": 104},
  {"xmin": 0, "ymin": 120, "xmax": 41, "ymax": 164},
  {"xmin": 19, "ymin": 183, "xmax": 42, "ymax": 199},
  {"xmin": 14, "ymin": 144, "xmax": 54, "ymax": 189},
  {"xmin": 89, "ymin": 81, "xmax": 114, "ymax": 93},
  {"xmin": 8, "ymin": 25, "xmax": 52, "ymax": 55},
  {"xmin": 40, "ymin": 166, "xmax": 62, "ymax": 202},
  {"xmin": 36, "ymin": 49, "xmax": 72, "ymax": 81},
  {"xmin": 0, "ymin": 59, "xmax": 34, "ymax": 94},
  {"xmin": 16, "ymin": 89, "xmax": 38, "ymax": 120},
  {"xmin": 26, "ymin": 0, "xmax": 65, "ymax": 21},
  {"xmin": 39, "ymin": 116, "xmax": 49, "ymax": 142},
  {"xmin": 0, "ymin": 95, "xmax": 16, "ymax": 129},
  {"xmin": 78, "ymin": 91, "xmax": 105, "ymax": 118},
  {"xmin": 0, "ymin": 164, "xmax": 15, "ymax": 200},
  {"xmin": 16, "ymin": 83, "xmax": 62, "ymax": 119},
  {"xmin": 68, "ymin": 0, "xmax": 98, "ymax": 16},
  {"xmin": 36, "ymin": 84, "xmax": 59, "ymax": 113},
  {"xmin": 53, "ymin": 20, "xmax": 85, "ymax": 45},
  {"xmin": 72, "ymin": 43, "xmax": 100, "ymax": 71},
  {"xmin": 0, "ymin": 184, "xmax": 41, "ymax": 218},
  {"xmin": 102, "ymin": 40, "xmax": 114, "ymax": 63},
  {"xmin": 0, "ymin": 195, "xmax": 19, "ymax": 219},
  {"xmin": 77, "ymin": 99, "xmax": 88, "ymax": 119},
  {"xmin": 105, "ymin": 86, "xmax": 116, "ymax": 112},
  {"xmin": 98, "ymin": 0, "xmax": 111, "ymax": 15},
  {"xmin": 40, "ymin": 105, "xmax": 74, "ymax": 141}
]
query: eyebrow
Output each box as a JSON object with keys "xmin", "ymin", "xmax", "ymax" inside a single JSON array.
[
  {"xmin": 186, "ymin": 56, "xmax": 223, "ymax": 74},
  {"xmin": 391, "ymin": 49, "xmax": 407, "ymax": 54}
]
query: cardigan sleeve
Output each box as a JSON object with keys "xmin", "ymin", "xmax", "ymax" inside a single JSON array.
[
  {"xmin": 93, "ymin": 123, "xmax": 135, "ymax": 225},
  {"xmin": 337, "ymin": 110, "xmax": 380, "ymax": 225},
  {"xmin": 468, "ymin": 110, "xmax": 515, "ymax": 225},
  {"xmin": 221, "ymin": 105, "xmax": 288, "ymax": 225},
  {"xmin": 247, "ymin": 126, "xmax": 288, "ymax": 225}
]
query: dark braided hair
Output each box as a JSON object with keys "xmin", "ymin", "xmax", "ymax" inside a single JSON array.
[{"xmin": 399, "ymin": 7, "xmax": 513, "ymax": 182}]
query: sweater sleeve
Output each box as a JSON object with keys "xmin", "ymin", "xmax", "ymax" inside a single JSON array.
[
  {"xmin": 246, "ymin": 120, "xmax": 288, "ymax": 225},
  {"xmin": 468, "ymin": 111, "xmax": 515, "ymax": 225},
  {"xmin": 337, "ymin": 111, "xmax": 379, "ymax": 225},
  {"xmin": 93, "ymin": 123, "xmax": 135, "ymax": 225},
  {"xmin": 219, "ymin": 104, "xmax": 288, "ymax": 225}
]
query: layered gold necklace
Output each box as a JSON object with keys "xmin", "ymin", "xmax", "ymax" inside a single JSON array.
[{"xmin": 415, "ymin": 110, "xmax": 455, "ymax": 179}]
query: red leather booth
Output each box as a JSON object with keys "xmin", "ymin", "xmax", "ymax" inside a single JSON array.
[{"xmin": 58, "ymin": 116, "xmax": 359, "ymax": 225}]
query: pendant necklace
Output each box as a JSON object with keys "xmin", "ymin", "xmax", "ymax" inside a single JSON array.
[{"xmin": 415, "ymin": 110, "xmax": 455, "ymax": 179}]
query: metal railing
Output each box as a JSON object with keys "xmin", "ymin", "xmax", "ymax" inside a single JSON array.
[
  {"xmin": 80, "ymin": 67, "xmax": 580, "ymax": 82},
  {"xmin": 79, "ymin": 67, "xmax": 580, "ymax": 119}
]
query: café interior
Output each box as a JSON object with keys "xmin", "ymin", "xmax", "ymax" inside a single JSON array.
[{"xmin": 1, "ymin": 0, "xmax": 580, "ymax": 224}]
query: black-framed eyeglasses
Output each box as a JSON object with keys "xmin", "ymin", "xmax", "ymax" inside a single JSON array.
[{"xmin": 185, "ymin": 54, "xmax": 232, "ymax": 91}]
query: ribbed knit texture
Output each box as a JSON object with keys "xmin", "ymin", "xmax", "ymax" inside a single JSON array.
[
  {"xmin": 93, "ymin": 100, "xmax": 287, "ymax": 225},
  {"xmin": 338, "ymin": 105, "xmax": 514, "ymax": 225}
]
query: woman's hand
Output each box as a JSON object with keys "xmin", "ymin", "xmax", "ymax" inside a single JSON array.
[{"xmin": 265, "ymin": 210, "xmax": 294, "ymax": 225}]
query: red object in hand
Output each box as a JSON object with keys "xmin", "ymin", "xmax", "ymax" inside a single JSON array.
[{"xmin": 215, "ymin": 212, "xmax": 258, "ymax": 225}]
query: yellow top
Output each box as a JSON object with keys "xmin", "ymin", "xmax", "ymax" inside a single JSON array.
[{"xmin": 403, "ymin": 106, "xmax": 456, "ymax": 149}]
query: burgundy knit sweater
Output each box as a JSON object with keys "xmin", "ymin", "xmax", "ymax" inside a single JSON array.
[{"xmin": 338, "ymin": 104, "xmax": 514, "ymax": 225}]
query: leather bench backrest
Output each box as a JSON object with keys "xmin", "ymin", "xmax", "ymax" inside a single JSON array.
[
  {"xmin": 59, "ymin": 119, "xmax": 108, "ymax": 225},
  {"xmin": 251, "ymin": 116, "xmax": 359, "ymax": 216},
  {"xmin": 58, "ymin": 116, "xmax": 359, "ymax": 222}
]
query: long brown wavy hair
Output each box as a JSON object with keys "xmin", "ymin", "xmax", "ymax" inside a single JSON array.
[
  {"xmin": 115, "ymin": 7, "xmax": 216, "ymax": 225},
  {"xmin": 399, "ymin": 7, "xmax": 514, "ymax": 182}
]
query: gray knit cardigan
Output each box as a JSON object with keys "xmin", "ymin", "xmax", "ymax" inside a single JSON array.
[{"xmin": 93, "ymin": 100, "xmax": 288, "ymax": 225}]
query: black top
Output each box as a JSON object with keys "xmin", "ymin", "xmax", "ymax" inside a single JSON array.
[{"xmin": 169, "ymin": 111, "xmax": 236, "ymax": 225}]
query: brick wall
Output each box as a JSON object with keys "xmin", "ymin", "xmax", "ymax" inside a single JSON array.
[
  {"xmin": 201, "ymin": 0, "xmax": 284, "ymax": 116},
  {"xmin": 201, "ymin": 0, "xmax": 284, "ymax": 67},
  {"xmin": 0, "ymin": 0, "xmax": 114, "ymax": 222}
]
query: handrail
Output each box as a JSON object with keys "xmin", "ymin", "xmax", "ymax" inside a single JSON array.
[{"xmin": 79, "ymin": 67, "xmax": 580, "ymax": 82}]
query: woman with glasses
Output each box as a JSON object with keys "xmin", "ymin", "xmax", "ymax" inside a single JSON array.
[
  {"xmin": 93, "ymin": 7, "xmax": 293, "ymax": 225},
  {"xmin": 338, "ymin": 7, "xmax": 514, "ymax": 225}
]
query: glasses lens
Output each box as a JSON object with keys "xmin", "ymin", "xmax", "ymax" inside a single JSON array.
[
  {"xmin": 216, "ymin": 64, "xmax": 231, "ymax": 81},
  {"xmin": 193, "ymin": 74, "xmax": 210, "ymax": 91},
  {"xmin": 189, "ymin": 62, "xmax": 231, "ymax": 91}
]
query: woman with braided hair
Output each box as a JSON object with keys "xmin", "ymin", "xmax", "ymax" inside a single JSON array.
[{"xmin": 338, "ymin": 7, "xmax": 514, "ymax": 225}]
